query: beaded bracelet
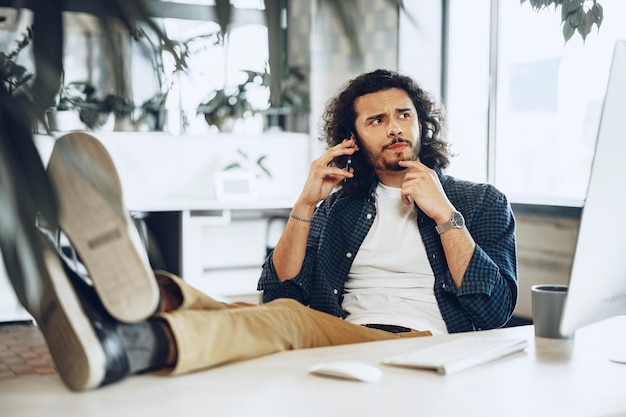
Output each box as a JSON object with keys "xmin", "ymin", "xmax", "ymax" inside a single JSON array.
[{"xmin": 289, "ymin": 212, "xmax": 312, "ymax": 223}]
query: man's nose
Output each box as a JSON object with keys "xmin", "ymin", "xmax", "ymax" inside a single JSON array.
[{"xmin": 387, "ymin": 119, "xmax": 402, "ymax": 136}]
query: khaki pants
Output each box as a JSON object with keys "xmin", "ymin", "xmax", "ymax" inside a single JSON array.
[{"xmin": 154, "ymin": 271, "xmax": 431, "ymax": 375}]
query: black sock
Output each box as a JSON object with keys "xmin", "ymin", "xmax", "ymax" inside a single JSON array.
[{"xmin": 118, "ymin": 319, "xmax": 172, "ymax": 374}]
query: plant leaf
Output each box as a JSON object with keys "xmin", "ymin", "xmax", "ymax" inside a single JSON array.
[
  {"xmin": 223, "ymin": 162, "xmax": 242, "ymax": 171},
  {"xmin": 236, "ymin": 148, "xmax": 249, "ymax": 160},
  {"xmin": 256, "ymin": 155, "xmax": 272, "ymax": 178},
  {"xmin": 563, "ymin": 20, "xmax": 576, "ymax": 42},
  {"xmin": 577, "ymin": 11, "xmax": 594, "ymax": 41},
  {"xmin": 565, "ymin": 0, "xmax": 584, "ymax": 14},
  {"xmin": 567, "ymin": 7, "xmax": 584, "ymax": 28},
  {"xmin": 591, "ymin": 3, "xmax": 604, "ymax": 27}
]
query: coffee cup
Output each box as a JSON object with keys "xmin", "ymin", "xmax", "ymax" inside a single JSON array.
[{"xmin": 531, "ymin": 284, "xmax": 573, "ymax": 339}]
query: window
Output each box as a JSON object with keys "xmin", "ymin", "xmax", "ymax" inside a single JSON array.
[
  {"xmin": 160, "ymin": 18, "xmax": 269, "ymax": 133},
  {"xmin": 135, "ymin": 1, "xmax": 270, "ymax": 134},
  {"xmin": 446, "ymin": 0, "xmax": 626, "ymax": 204}
]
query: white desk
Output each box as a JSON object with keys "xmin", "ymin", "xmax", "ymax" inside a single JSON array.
[{"xmin": 2, "ymin": 316, "xmax": 625, "ymax": 417}]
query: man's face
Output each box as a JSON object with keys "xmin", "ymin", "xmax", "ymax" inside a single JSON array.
[{"xmin": 353, "ymin": 88, "xmax": 421, "ymax": 172}]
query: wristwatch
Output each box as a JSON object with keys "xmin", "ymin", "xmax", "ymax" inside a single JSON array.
[{"xmin": 435, "ymin": 211, "xmax": 465, "ymax": 235}]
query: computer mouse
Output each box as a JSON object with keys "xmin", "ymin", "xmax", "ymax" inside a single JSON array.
[{"xmin": 308, "ymin": 360, "xmax": 383, "ymax": 382}]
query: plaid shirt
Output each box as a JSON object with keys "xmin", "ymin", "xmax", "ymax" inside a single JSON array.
[{"xmin": 258, "ymin": 169, "xmax": 518, "ymax": 333}]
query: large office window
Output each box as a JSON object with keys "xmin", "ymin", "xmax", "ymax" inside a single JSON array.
[
  {"xmin": 444, "ymin": 0, "xmax": 491, "ymax": 185},
  {"xmin": 136, "ymin": 1, "xmax": 269, "ymax": 134},
  {"xmin": 446, "ymin": 0, "xmax": 626, "ymax": 204}
]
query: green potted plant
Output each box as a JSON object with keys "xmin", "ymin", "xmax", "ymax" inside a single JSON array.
[
  {"xmin": 51, "ymin": 81, "xmax": 132, "ymax": 131},
  {"xmin": 132, "ymin": 26, "xmax": 199, "ymax": 131},
  {"xmin": 222, "ymin": 148, "xmax": 272, "ymax": 179},
  {"xmin": 0, "ymin": 26, "xmax": 33, "ymax": 96},
  {"xmin": 520, "ymin": 0, "xmax": 604, "ymax": 43},
  {"xmin": 196, "ymin": 69, "xmax": 266, "ymax": 132},
  {"xmin": 264, "ymin": 65, "xmax": 310, "ymax": 131}
]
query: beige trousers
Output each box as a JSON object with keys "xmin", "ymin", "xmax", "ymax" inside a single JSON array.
[{"xmin": 154, "ymin": 271, "xmax": 431, "ymax": 375}]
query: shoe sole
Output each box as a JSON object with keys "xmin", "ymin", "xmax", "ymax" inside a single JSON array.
[
  {"xmin": 37, "ymin": 245, "xmax": 106, "ymax": 391},
  {"xmin": 47, "ymin": 132, "xmax": 159, "ymax": 323}
]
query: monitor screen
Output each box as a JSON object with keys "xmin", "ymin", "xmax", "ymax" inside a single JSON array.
[{"xmin": 559, "ymin": 40, "xmax": 626, "ymax": 337}]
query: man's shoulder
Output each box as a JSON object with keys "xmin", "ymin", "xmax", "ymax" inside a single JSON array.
[{"xmin": 441, "ymin": 173, "xmax": 508, "ymax": 207}]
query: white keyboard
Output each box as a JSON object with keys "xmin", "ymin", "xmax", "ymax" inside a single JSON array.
[{"xmin": 382, "ymin": 335, "xmax": 528, "ymax": 375}]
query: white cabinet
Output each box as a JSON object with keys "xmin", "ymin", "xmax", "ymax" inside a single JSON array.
[{"xmin": 181, "ymin": 208, "xmax": 289, "ymax": 303}]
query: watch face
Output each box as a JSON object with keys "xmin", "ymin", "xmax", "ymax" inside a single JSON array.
[{"xmin": 452, "ymin": 211, "xmax": 464, "ymax": 228}]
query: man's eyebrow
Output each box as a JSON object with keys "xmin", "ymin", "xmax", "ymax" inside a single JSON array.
[
  {"xmin": 363, "ymin": 108, "xmax": 413, "ymax": 121},
  {"xmin": 364, "ymin": 112, "xmax": 385, "ymax": 122}
]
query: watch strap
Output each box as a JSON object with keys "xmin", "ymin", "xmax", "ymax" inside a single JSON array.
[{"xmin": 435, "ymin": 221, "xmax": 454, "ymax": 235}]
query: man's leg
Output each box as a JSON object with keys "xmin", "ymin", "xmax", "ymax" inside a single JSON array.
[
  {"xmin": 156, "ymin": 272, "xmax": 431, "ymax": 375},
  {"xmin": 34, "ymin": 245, "xmax": 428, "ymax": 389}
]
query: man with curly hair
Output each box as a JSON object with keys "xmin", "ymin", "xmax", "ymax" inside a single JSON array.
[
  {"xmin": 259, "ymin": 69, "xmax": 518, "ymax": 335},
  {"xmin": 22, "ymin": 70, "xmax": 517, "ymax": 391}
]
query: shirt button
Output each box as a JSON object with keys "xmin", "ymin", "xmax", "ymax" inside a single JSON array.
[
  {"xmin": 366, "ymin": 213, "xmax": 372, "ymax": 219},
  {"xmin": 346, "ymin": 252, "xmax": 353, "ymax": 258},
  {"xmin": 333, "ymin": 289, "xmax": 338, "ymax": 295},
  {"xmin": 432, "ymin": 254, "xmax": 436, "ymax": 259}
]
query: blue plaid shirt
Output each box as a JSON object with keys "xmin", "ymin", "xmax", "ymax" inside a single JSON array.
[{"xmin": 258, "ymin": 169, "xmax": 518, "ymax": 333}]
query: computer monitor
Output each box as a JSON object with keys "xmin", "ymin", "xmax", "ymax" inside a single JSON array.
[{"xmin": 559, "ymin": 40, "xmax": 626, "ymax": 358}]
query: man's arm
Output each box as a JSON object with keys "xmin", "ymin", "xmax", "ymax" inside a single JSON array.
[
  {"xmin": 398, "ymin": 159, "xmax": 476, "ymax": 288},
  {"xmin": 437, "ymin": 226, "xmax": 476, "ymax": 288},
  {"xmin": 271, "ymin": 202, "xmax": 315, "ymax": 281},
  {"xmin": 272, "ymin": 139, "xmax": 357, "ymax": 281}
]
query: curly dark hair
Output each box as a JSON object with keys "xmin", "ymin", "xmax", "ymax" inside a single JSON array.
[{"xmin": 320, "ymin": 69, "xmax": 450, "ymax": 197}]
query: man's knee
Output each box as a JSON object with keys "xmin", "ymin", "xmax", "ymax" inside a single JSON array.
[{"xmin": 266, "ymin": 297, "xmax": 304, "ymax": 310}]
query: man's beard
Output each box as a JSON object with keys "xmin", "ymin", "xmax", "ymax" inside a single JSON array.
[{"xmin": 374, "ymin": 139, "xmax": 420, "ymax": 171}]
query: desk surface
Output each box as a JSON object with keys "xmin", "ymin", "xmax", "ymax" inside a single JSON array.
[{"xmin": 2, "ymin": 316, "xmax": 625, "ymax": 417}]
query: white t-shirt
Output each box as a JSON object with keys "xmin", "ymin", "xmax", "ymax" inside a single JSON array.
[{"xmin": 342, "ymin": 183, "xmax": 448, "ymax": 335}]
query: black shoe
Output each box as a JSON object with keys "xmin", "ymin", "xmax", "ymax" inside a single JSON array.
[
  {"xmin": 46, "ymin": 132, "xmax": 159, "ymax": 323},
  {"xmin": 34, "ymin": 236, "xmax": 131, "ymax": 391},
  {"xmin": 35, "ymin": 234, "xmax": 173, "ymax": 391}
]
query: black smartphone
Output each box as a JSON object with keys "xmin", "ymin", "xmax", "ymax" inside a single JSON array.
[
  {"xmin": 335, "ymin": 130, "xmax": 354, "ymax": 171},
  {"xmin": 334, "ymin": 154, "xmax": 352, "ymax": 169},
  {"xmin": 334, "ymin": 131, "xmax": 354, "ymax": 185}
]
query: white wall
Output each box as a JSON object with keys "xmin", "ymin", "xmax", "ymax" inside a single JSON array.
[{"xmin": 34, "ymin": 131, "xmax": 310, "ymax": 212}]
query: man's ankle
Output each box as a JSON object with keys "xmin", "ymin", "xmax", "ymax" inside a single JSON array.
[{"xmin": 119, "ymin": 319, "xmax": 177, "ymax": 373}]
